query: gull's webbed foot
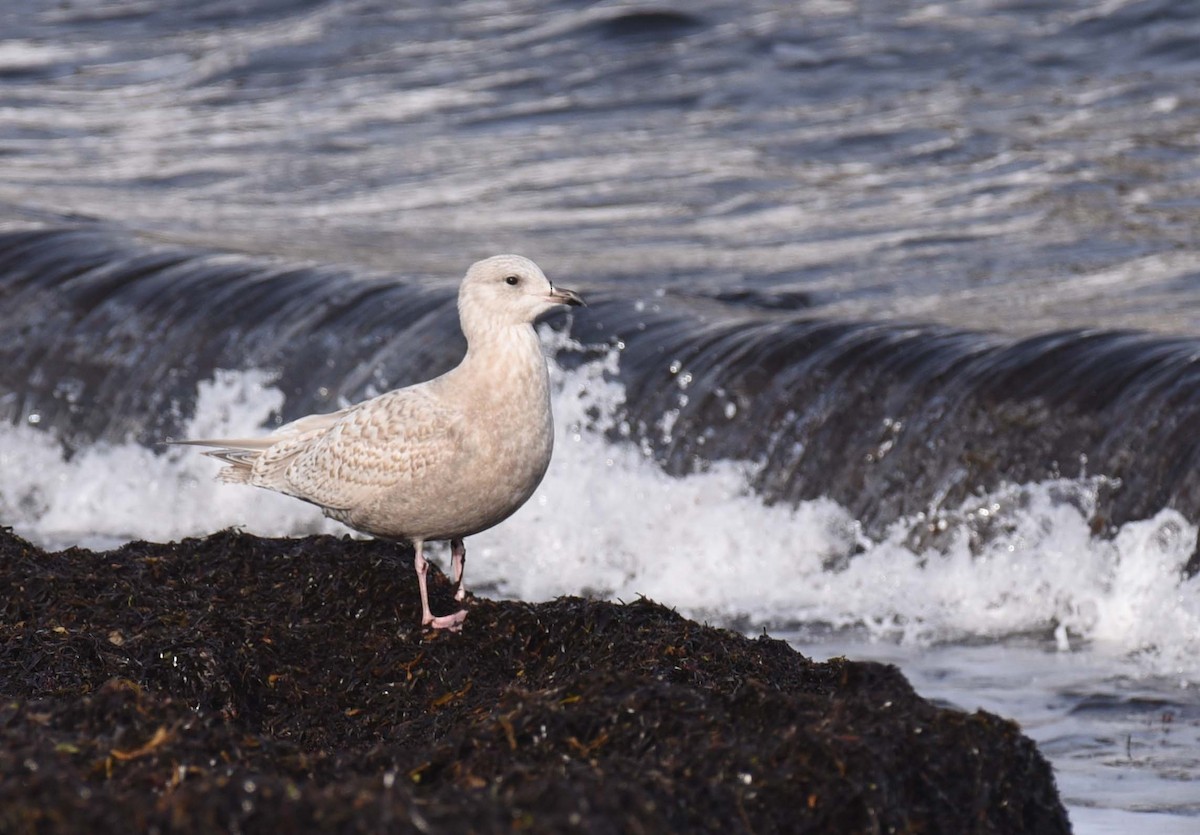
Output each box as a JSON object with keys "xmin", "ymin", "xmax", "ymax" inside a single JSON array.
[{"xmin": 424, "ymin": 608, "xmax": 468, "ymax": 632}]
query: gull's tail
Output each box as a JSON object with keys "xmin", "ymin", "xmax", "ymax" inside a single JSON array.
[
  {"xmin": 167, "ymin": 438, "xmax": 276, "ymax": 484},
  {"xmin": 169, "ymin": 408, "xmax": 345, "ymax": 487}
]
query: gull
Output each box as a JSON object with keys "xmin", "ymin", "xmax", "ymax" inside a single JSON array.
[{"xmin": 176, "ymin": 255, "xmax": 583, "ymax": 631}]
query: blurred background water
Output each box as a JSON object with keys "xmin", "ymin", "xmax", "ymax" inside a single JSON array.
[{"xmin": 2, "ymin": 1, "xmax": 1200, "ymax": 828}]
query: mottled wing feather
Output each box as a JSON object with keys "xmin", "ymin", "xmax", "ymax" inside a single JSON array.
[{"xmin": 258, "ymin": 388, "xmax": 464, "ymax": 512}]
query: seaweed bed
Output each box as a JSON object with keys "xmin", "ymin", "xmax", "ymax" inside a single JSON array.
[{"xmin": 1, "ymin": 528, "xmax": 1070, "ymax": 833}]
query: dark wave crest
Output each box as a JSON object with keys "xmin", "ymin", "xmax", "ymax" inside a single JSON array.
[{"xmin": 4, "ymin": 225, "xmax": 1200, "ymax": 536}]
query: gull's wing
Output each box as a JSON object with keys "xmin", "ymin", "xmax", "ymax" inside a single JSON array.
[{"xmin": 261, "ymin": 387, "xmax": 465, "ymax": 512}]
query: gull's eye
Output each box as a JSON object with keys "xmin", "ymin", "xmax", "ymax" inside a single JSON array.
[{"xmin": 504, "ymin": 275, "xmax": 520, "ymax": 286}]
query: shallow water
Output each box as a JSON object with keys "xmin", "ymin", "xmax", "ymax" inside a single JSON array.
[{"xmin": 3, "ymin": 0, "xmax": 1200, "ymax": 829}]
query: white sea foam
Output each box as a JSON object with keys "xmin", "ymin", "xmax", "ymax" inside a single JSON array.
[
  {"xmin": 2, "ymin": 342, "xmax": 1198, "ymax": 681},
  {"xmin": 474, "ymin": 333, "xmax": 1200, "ymax": 681},
  {"xmin": 0, "ymin": 370, "xmax": 343, "ymax": 548}
]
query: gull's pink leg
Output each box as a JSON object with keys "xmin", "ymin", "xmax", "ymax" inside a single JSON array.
[
  {"xmin": 450, "ymin": 538, "xmax": 467, "ymax": 602},
  {"xmin": 414, "ymin": 539, "xmax": 467, "ymax": 631}
]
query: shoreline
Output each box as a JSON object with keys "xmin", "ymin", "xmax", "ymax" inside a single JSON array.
[{"xmin": 1, "ymin": 528, "xmax": 1070, "ymax": 833}]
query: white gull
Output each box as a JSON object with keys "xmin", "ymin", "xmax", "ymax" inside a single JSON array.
[{"xmin": 177, "ymin": 255, "xmax": 584, "ymax": 630}]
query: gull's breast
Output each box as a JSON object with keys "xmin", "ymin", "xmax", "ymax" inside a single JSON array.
[{"xmin": 355, "ymin": 340, "xmax": 555, "ymax": 541}]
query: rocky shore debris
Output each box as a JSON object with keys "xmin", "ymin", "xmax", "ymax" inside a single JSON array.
[{"xmin": 1, "ymin": 528, "xmax": 1069, "ymax": 833}]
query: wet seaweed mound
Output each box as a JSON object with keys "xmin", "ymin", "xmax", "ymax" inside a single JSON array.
[{"xmin": 1, "ymin": 529, "xmax": 1069, "ymax": 833}]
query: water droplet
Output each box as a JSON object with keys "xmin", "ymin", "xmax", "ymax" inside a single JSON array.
[{"xmin": 1054, "ymin": 623, "xmax": 1071, "ymax": 652}]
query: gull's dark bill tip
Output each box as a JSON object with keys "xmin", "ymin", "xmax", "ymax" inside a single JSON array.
[{"xmin": 551, "ymin": 286, "xmax": 585, "ymax": 307}]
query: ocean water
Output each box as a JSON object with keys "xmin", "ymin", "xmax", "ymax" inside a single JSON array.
[{"xmin": 3, "ymin": 0, "xmax": 1200, "ymax": 829}]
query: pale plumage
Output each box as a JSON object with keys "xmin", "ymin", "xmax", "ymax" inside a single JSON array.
[{"xmin": 177, "ymin": 255, "xmax": 583, "ymax": 630}]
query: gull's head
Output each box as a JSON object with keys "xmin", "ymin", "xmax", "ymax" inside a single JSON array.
[{"xmin": 458, "ymin": 254, "xmax": 584, "ymax": 338}]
